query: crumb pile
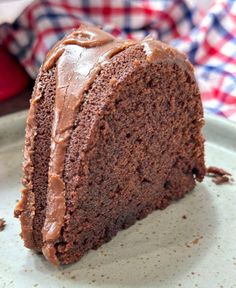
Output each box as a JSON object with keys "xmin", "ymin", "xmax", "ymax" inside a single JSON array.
[{"xmin": 207, "ymin": 166, "xmax": 232, "ymax": 185}]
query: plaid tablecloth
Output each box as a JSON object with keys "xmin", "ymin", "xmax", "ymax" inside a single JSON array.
[{"xmin": 0, "ymin": 0, "xmax": 236, "ymax": 121}]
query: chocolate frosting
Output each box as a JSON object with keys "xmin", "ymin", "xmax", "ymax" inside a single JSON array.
[
  {"xmin": 14, "ymin": 80, "xmax": 43, "ymax": 250},
  {"xmin": 141, "ymin": 36, "xmax": 193, "ymax": 71}
]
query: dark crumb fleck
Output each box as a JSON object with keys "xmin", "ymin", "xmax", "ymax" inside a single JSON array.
[
  {"xmin": 185, "ymin": 236, "xmax": 203, "ymax": 248},
  {"xmin": 191, "ymin": 236, "xmax": 203, "ymax": 245},
  {"xmin": 213, "ymin": 175, "xmax": 231, "ymax": 185},
  {"xmin": 0, "ymin": 218, "xmax": 6, "ymax": 231},
  {"xmin": 206, "ymin": 166, "xmax": 233, "ymax": 185},
  {"xmin": 182, "ymin": 215, "xmax": 187, "ymax": 219}
]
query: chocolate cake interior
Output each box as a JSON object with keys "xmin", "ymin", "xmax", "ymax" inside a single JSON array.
[{"xmin": 53, "ymin": 46, "xmax": 205, "ymax": 264}]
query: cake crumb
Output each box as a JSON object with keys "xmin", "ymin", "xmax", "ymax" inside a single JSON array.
[
  {"xmin": 191, "ymin": 236, "xmax": 203, "ymax": 245},
  {"xmin": 182, "ymin": 215, "xmax": 187, "ymax": 219},
  {"xmin": 186, "ymin": 236, "xmax": 203, "ymax": 248},
  {"xmin": 0, "ymin": 218, "xmax": 6, "ymax": 231},
  {"xmin": 206, "ymin": 166, "xmax": 233, "ymax": 185},
  {"xmin": 213, "ymin": 175, "xmax": 231, "ymax": 185}
]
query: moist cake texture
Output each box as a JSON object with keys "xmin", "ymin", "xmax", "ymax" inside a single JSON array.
[{"xmin": 15, "ymin": 24, "xmax": 205, "ymax": 265}]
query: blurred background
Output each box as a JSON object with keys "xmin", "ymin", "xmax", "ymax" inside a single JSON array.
[
  {"xmin": 0, "ymin": 0, "xmax": 213, "ymax": 23},
  {"xmin": 0, "ymin": 0, "xmax": 236, "ymax": 120}
]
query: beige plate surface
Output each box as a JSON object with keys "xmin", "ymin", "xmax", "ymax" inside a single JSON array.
[{"xmin": 0, "ymin": 111, "xmax": 236, "ymax": 288}]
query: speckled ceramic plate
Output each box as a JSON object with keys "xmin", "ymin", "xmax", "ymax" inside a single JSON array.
[{"xmin": 0, "ymin": 111, "xmax": 236, "ymax": 288}]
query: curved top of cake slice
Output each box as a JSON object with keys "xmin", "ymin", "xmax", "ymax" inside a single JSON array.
[{"xmin": 15, "ymin": 24, "xmax": 203, "ymax": 265}]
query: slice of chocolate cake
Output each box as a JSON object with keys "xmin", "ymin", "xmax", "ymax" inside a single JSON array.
[{"xmin": 15, "ymin": 24, "xmax": 205, "ymax": 265}]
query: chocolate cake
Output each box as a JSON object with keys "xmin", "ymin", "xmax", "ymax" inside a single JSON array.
[{"xmin": 15, "ymin": 24, "xmax": 205, "ymax": 265}]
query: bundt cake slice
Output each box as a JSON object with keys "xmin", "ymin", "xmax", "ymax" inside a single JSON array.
[{"xmin": 15, "ymin": 24, "xmax": 205, "ymax": 265}]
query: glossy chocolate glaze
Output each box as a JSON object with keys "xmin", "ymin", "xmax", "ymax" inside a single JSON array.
[
  {"xmin": 14, "ymin": 80, "xmax": 43, "ymax": 250},
  {"xmin": 141, "ymin": 36, "xmax": 193, "ymax": 71},
  {"xmin": 41, "ymin": 24, "xmax": 135, "ymax": 264}
]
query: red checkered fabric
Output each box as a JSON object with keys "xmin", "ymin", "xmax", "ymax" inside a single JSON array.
[{"xmin": 0, "ymin": 0, "xmax": 236, "ymax": 121}]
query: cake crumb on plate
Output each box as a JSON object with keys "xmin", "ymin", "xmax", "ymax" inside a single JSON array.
[
  {"xmin": 0, "ymin": 218, "xmax": 6, "ymax": 231},
  {"xmin": 206, "ymin": 166, "xmax": 233, "ymax": 185}
]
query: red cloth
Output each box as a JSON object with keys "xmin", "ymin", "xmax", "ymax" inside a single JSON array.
[{"xmin": 0, "ymin": 46, "xmax": 30, "ymax": 101}]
